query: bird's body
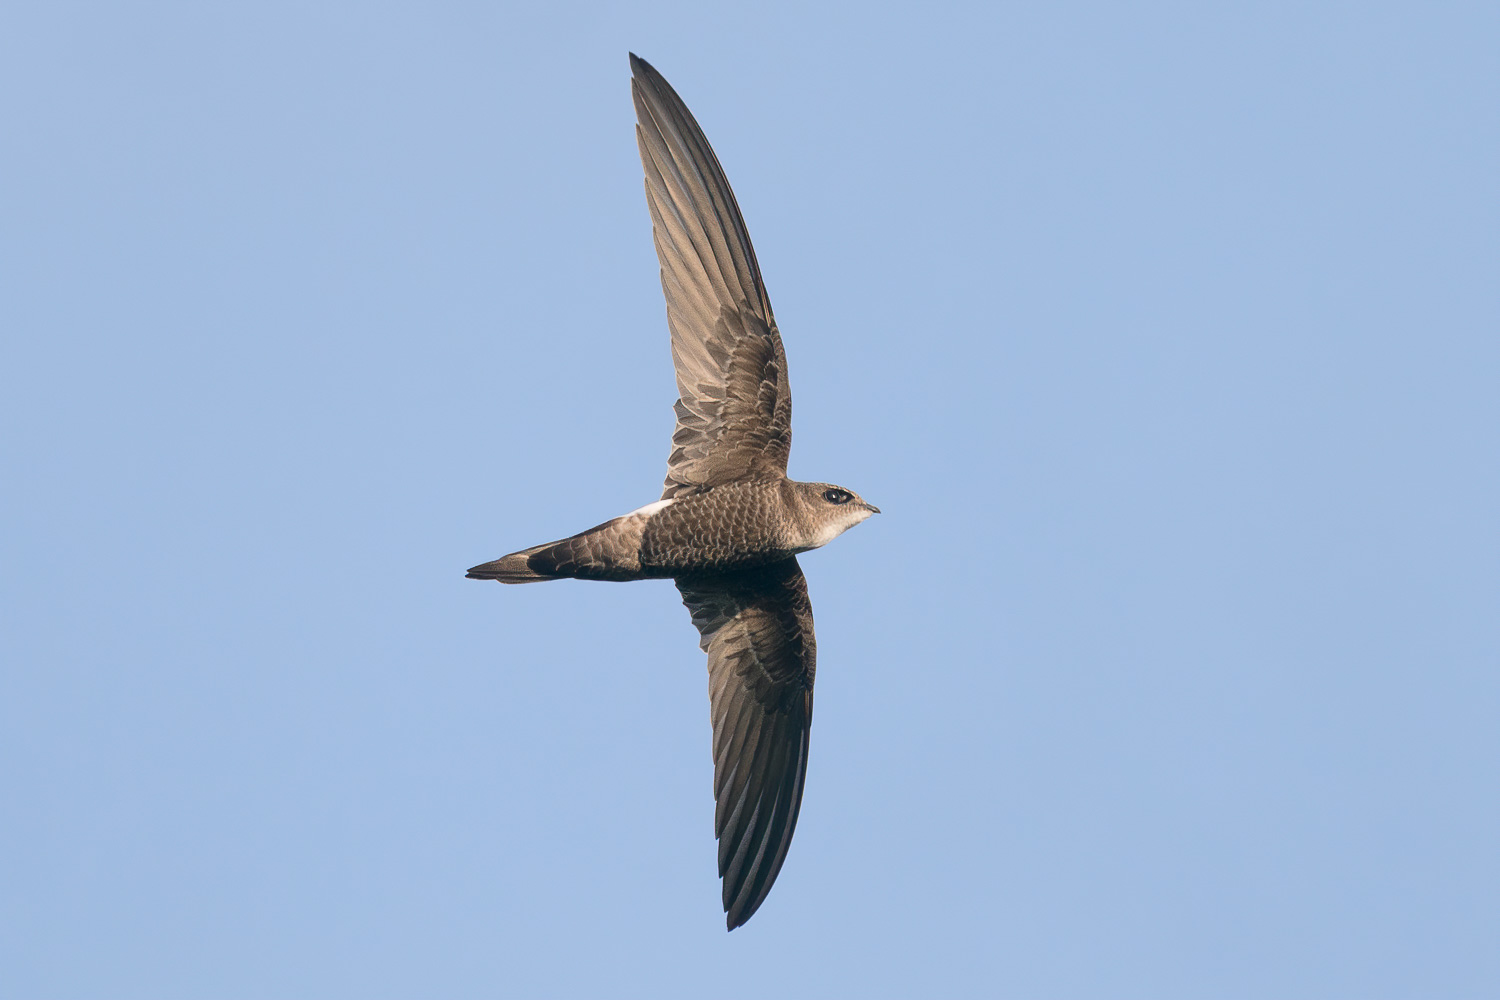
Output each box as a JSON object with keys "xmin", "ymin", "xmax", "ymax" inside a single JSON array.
[
  {"xmin": 468, "ymin": 55, "xmax": 876, "ymax": 930},
  {"xmin": 467, "ymin": 478, "xmax": 876, "ymax": 583}
]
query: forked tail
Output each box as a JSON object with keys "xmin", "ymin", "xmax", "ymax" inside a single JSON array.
[
  {"xmin": 465, "ymin": 542, "xmax": 558, "ymax": 583},
  {"xmin": 466, "ymin": 515, "xmax": 649, "ymax": 584}
]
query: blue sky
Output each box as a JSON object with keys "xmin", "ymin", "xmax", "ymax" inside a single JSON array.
[{"xmin": 4, "ymin": 2, "xmax": 1497, "ymax": 997}]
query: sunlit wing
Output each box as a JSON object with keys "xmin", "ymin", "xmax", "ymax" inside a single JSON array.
[{"xmin": 630, "ymin": 54, "xmax": 793, "ymax": 499}]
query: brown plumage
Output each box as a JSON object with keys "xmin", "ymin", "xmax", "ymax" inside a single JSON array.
[{"xmin": 467, "ymin": 54, "xmax": 878, "ymax": 930}]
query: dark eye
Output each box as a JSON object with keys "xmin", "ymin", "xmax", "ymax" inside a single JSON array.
[{"xmin": 822, "ymin": 489, "xmax": 851, "ymax": 505}]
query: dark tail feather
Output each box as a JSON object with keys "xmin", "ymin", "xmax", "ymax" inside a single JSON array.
[
  {"xmin": 466, "ymin": 544, "xmax": 559, "ymax": 584},
  {"xmin": 466, "ymin": 517, "xmax": 647, "ymax": 584}
]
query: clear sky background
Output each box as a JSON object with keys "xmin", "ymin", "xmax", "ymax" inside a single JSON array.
[{"xmin": 4, "ymin": 2, "xmax": 1497, "ymax": 997}]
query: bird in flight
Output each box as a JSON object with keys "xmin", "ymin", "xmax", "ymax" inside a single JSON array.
[{"xmin": 467, "ymin": 54, "xmax": 878, "ymax": 930}]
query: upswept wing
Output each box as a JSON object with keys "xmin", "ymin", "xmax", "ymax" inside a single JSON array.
[
  {"xmin": 630, "ymin": 54, "xmax": 793, "ymax": 499},
  {"xmin": 675, "ymin": 557, "xmax": 816, "ymax": 929}
]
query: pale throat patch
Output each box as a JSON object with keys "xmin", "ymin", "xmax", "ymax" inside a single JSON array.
[{"xmin": 805, "ymin": 507, "xmax": 873, "ymax": 550}]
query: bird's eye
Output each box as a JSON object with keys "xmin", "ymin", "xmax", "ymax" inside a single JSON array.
[{"xmin": 823, "ymin": 489, "xmax": 851, "ymax": 505}]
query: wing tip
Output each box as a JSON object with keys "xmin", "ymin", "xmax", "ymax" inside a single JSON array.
[{"xmin": 723, "ymin": 883, "xmax": 771, "ymax": 931}]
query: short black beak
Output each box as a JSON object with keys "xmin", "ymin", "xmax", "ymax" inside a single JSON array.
[{"xmin": 864, "ymin": 503, "xmax": 881, "ymax": 514}]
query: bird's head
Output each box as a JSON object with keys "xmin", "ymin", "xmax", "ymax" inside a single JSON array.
[{"xmin": 790, "ymin": 481, "xmax": 880, "ymax": 551}]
